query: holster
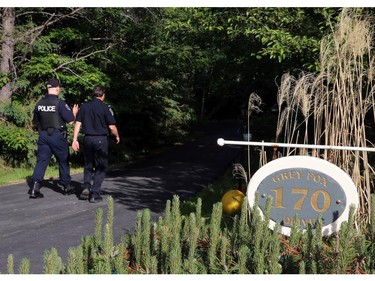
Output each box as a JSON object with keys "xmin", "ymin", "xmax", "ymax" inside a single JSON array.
[
  {"xmin": 45, "ymin": 127, "xmax": 67, "ymax": 139},
  {"xmin": 47, "ymin": 128, "xmax": 54, "ymax": 136}
]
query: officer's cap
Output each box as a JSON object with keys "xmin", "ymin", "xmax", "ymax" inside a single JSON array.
[{"xmin": 47, "ymin": 78, "xmax": 62, "ymax": 88}]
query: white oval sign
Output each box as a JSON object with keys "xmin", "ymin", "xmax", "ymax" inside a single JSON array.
[{"xmin": 247, "ymin": 156, "xmax": 359, "ymax": 236}]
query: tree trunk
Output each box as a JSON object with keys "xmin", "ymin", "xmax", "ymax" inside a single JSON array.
[{"xmin": 0, "ymin": 7, "xmax": 15, "ymax": 102}]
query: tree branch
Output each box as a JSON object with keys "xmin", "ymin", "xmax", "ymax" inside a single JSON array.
[
  {"xmin": 16, "ymin": 8, "xmax": 85, "ymax": 67},
  {"xmin": 16, "ymin": 8, "xmax": 84, "ymax": 44},
  {"xmin": 53, "ymin": 43, "xmax": 115, "ymax": 72}
]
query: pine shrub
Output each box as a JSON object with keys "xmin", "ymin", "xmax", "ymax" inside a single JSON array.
[
  {"xmin": 18, "ymin": 258, "xmax": 31, "ymax": 274},
  {"xmin": 2, "ymin": 194, "xmax": 375, "ymax": 274},
  {"xmin": 65, "ymin": 246, "xmax": 85, "ymax": 274},
  {"xmin": 43, "ymin": 247, "xmax": 63, "ymax": 274},
  {"xmin": 7, "ymin": 254, "xmax": 14, "ymax": 274}
]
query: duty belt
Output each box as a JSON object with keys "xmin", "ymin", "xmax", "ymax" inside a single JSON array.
[{"xmin": 40, "ymin": 128, "xmax": 67, "ymax": 138}]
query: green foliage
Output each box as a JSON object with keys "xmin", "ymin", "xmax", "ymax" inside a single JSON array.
[
  {"xmin": 1, "ymin": 7, "xmax": 343, "ymax": 164},
  {"xmin": 43, "ymin": 247, "xmax": 63, "ymax": 274},
  {"xmin": 66, "ymin": 246, "xmax": 85, "ymax": 274},
  {"xmin": 0, "ymin": 100, "xmax": 37, "ymax": 167},
  {"xmin": 18, "ymin": 258, "xmax": 31, "ymax": 274},
  {"xmin": 2, "ymin": 192, "xmax": 375, "ymax": 274},
  {"xmin": 0, "ymin": 101, "xmax": 33, "ymax": 127},
  {"xmin": 1, "ymin": 8, "xmax": 374, "ymax": 274},
  {"xmin": 0, "ymin": 72, "xmax": 10, "ymax": 89},
  {"xmin": 7, "ymin": 254, "xmax": 14, "ymax": 274},
  {"xmin": 0, "ymin": 120, "xmax": 38, "ymax": 167},
  {"xmin": 160, "ymin": 7, "xmax": 337, "ymax": 117},
  {"xmin": 368, "ymin": 194, "xmax": 375, "ymax": 273},
  {"xmin": 208, "ymin": 203, "xmax": 222, "ymax": 272},
  {"xmin": 94, "ymin": 208, "xmax": 103, "ymax": 246},
  {"xmin": 238, "ymin": 8, "xmax": 340, "ymax": 65}
]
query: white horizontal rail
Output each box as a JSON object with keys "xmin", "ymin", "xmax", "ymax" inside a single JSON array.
[{"xmin": 217, "ymin": 138, "xmax": 375, "ymax": 152}]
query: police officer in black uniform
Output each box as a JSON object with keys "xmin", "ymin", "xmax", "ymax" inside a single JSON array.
[
  {"xmin": 72, "ymin": 85, "xmax": 120, "ymax": 203},
  {"xmin": 30, "ymin": 78, "xmax": 78, "ymax": 198}
]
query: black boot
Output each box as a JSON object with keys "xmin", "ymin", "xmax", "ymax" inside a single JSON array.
[
  {"xmin": 89, "ymin": 193, "xmax": 103, "ymax": 203},
  {"xmin": 29, "ymin": 181, "xmax": 43, "ymax": 199},
  {"xmin": 79, "ymin": 182, "xmax": 91, "ymax": 200},
  {"xmin": 63, "ymin": 183, "xmax": 75, "ymax": 195}
]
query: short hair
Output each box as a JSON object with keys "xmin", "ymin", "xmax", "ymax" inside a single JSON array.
[{"xmin": 93, "ymin": 86, "xmax": 105, "ymax": 97}]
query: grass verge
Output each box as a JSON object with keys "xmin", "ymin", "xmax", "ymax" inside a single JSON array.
[{"xmin": 0, "ymin": 165, "xmax": 83, "ymax": 187}]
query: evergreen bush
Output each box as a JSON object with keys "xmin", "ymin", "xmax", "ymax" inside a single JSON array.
[{"xmin": 2, "ymin": 194, "xmax": 375, "ymax": 274}]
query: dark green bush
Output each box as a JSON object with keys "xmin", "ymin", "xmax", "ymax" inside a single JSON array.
[
  {"xmin": 0, "ymin": 101, "xmax": 32, "ymax": 127},
  {"xmin": 0, "ymin": 121, "xmax": 38, "ymax": 167},
  {"xmin": 0, "ymin": 101, "xmax": 38, "ymax": 167}
]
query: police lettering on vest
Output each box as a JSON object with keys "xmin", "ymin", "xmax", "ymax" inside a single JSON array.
[{"xmin": 37, "ymin": 105, "xmax": 56, "ymax": 112}]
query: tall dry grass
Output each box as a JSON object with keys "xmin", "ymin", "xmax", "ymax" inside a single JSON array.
[
  {"xmin": 275, "ymin": 9, "xmax": 375, "ymax": 223},
  {"xmin": 246, "ymin": 92, "xmax": 262, "ymax": 178}
]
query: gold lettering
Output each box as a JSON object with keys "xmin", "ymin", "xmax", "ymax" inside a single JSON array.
[
  {"xmin": 273, "ymin": 175, "xmax": 281, "ymax": 183},
  {"xmin": 272, "ymin": 187, "xmax": 285, "ymax": 209},
  {"xmin": 301, "ymin": 219, "xmax": 308, "ymax": 227},
  {"xmin": 291, "ymin": 188, "xmax": 308, "ymax": 210},
  {"xmin": 311, "ymin": 190, "xmax": 331, "ymax": 212},
  {"xmin": 281, "ymin": 173, "xmax": 289, "ymax": 181},
  {"xmin": 272, "ymin": 170, "xmax": 303, "ymax": 183},
  {"xmin": 306, "ymin": 172, "xmax": 314, "ymax": 181},
  {"xmin": 306, "ymin": 172, "xmax": 329, "ymax": 187},
  {"xmin": 283, "ymin": 216, "xmax": 292, "ymax": 224},
  {"xmin": 301, "ymin": 218, "xmax": 317, "ymax": 227},
  {"xmin": 283, "ymin": 216, "xmax": 317, "ymax": 227}
]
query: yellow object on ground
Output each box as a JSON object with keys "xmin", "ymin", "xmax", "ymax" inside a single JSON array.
[{"xmin": 221, "ymin": 189, "xmax": 245, "ymax": 215}]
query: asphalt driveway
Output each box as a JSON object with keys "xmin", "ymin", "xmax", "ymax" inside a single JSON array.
[{"xmin": 0, "ymin": 120, "xmax": 242, "ymax": 273}]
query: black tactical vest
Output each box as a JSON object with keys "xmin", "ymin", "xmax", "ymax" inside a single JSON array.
[{"xmin": 35, "ymin": 97, "xmax": 66, "ymax": 131}]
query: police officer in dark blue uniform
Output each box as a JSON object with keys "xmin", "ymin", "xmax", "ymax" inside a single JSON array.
[
  {"xmin": 72, "ymin": 85, "xmax": 120, "ymax": 203},
  {"xmin": 30, "ymin": 78, "xmax": 78, "ymax": 198}
]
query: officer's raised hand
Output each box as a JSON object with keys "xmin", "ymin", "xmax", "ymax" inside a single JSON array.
[{"xmin": 72, "ymin": 104, "xmax": 79, "ymax": 118}]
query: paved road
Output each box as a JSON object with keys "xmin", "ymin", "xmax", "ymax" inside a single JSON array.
[{"xmin": 0, "ymin": 120, "xmax": 242, "ymax": 274}]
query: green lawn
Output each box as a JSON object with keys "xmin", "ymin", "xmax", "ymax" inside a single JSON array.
[{"xmin": 0, "ymin": 165, "xmax": 83, "ymax": 187}]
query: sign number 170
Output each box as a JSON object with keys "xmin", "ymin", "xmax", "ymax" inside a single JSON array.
[{"xmin": 272, "ymin": 187, "xmax": 332, "ymax": 212}]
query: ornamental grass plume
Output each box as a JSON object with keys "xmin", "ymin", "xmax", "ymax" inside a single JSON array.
[
  {"xmin": 246, "ymin": 92, "xmax": 262, "ymax": 177},
  {"xmin": 274, "ymin": 8, "xmax": 375, "ymax": 223}
]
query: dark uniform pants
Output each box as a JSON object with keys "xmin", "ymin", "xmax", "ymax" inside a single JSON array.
[
  {"xmin": 32, "ymin": 130, "xmax": 71, "ymax": 185},
  {"xmin": 83, "ymin": 136, "xmax": 108, "ymax": 197}
]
